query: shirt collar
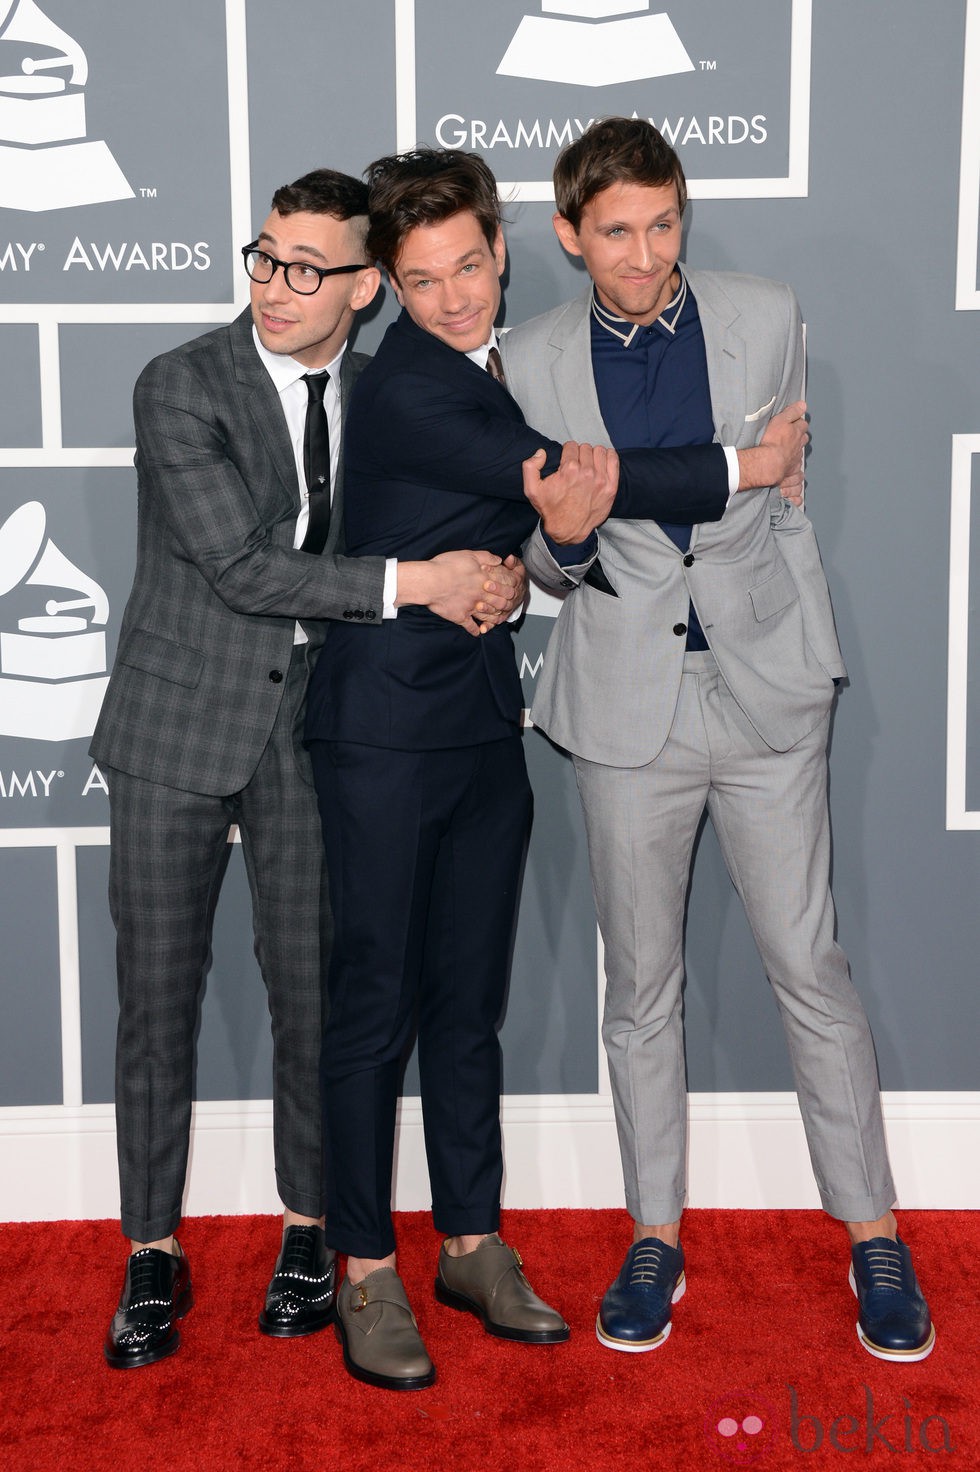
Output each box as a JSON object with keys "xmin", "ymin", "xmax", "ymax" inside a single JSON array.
[
  {"xmin": 251, "ymin": 324, "xmax": 347, "ymax": 393},
  {"xmin": 466, "ymin": 332, "xmax": 497, "ymax": 372},
  {"xmin": 590, "ymin": 267, "xmax": 687, "ymax": 348}
]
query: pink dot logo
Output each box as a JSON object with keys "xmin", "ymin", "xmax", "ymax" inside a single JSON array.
[{"xmin": 705, "ymin": 1393, "xmax": 777, "ymax": 1464}]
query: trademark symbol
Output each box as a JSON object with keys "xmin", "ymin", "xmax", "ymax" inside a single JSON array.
[
  {"xmin": 140, "ymin": 187, "xmax": 158, "ymax": 199},
  {"xmin": 37, "ymin": 242, "xmax": 45, "ymax": 250},
  {"xmin": 57, "ymin": 771, "xmax": 64, "ymax": 779},
  {"xmin": 699, "ymin": 58, "xmax": 717, "ymax": 70}
]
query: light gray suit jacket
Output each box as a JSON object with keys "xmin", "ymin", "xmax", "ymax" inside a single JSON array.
[
  {"xmin": 91, "ymin": 309, "xmax": 386, "ymax": 796},
  {"xmin": 501, "ymin": 270, "xmax": 846, "ymax": 766}
]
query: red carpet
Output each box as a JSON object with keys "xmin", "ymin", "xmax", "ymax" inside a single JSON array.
[{"xmin": 1, "ymin": 1210, "xmax": 974, "ymax": 1471}]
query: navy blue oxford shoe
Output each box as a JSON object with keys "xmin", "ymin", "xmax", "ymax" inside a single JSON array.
[
  {"xmin": 596, "ymin": 1237, "xmax": 686, "ymax": 1352},
  {"xmin": 849, "ymin": 1236, "xmax": 935, "ymax": 1362}
]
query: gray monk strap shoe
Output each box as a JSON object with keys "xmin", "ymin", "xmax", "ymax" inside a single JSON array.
[
  {"xmin": 334, "ymin": 1267, "xmax": 436, "ymax": 1391},
  {"xmin": 435, "ymin": 1233, "xmax": 570, "ymax": 1343}
]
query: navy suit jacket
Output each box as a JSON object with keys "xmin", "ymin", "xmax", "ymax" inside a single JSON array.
[{"xmin": 304, "ymin": 309, "xmax": 729, "ymax": 752}]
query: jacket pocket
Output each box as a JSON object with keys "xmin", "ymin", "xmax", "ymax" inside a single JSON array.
[
  {"xmin": 118, "ymin": 628, "xmax": 204, "ymax": 688},
  {"xmin": 583, "ymin": 560, "xmax": 618, "ymax": 597},
  {"xmin": 745, "ymin": 395, "xmax": 776, "ymax": 424},
  {"xmin": 748, "ymin": 566, "xmax": 798, "ymax": 622}
]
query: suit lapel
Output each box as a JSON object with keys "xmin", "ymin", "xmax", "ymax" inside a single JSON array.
[
  {"xmin": 331, "ymin": 349, "xmax": 368, "ymax": 554},
  {"xmin": 685, "ymin": 268, "xmax": 747, "ymax": 449},
  {"xmin": 683, "ymin": 269, "xmax": 747, "ymax": 552},
  {"xmin": 550, "ymin": 297, "xmax": 610, "ymax": 443},
  {"xmin": 229, "ymin": 310, "xmax": 299, "ymax": 518},
  {"xmin": 400, "ymin": 309, "xmax": 524, "ymax": 418}
]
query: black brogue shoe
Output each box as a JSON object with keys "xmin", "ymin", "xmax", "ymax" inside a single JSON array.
[
  {"xmin": 259, "ymin": 1224, "xmax": 336, "ymax": 1337},
  {"xmin": 104, "ymin": 1242, "xmax": 192, "ymax": 1369}
]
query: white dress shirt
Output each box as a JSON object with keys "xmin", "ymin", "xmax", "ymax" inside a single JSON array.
[{"xmin": 252, "ymin": 329, "xmax": 398, "ymax": 638}]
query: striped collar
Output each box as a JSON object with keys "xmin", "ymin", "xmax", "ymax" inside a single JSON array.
[{"xmin": 590, "ymin": 268, "xmax": 687, "ymax": 348}]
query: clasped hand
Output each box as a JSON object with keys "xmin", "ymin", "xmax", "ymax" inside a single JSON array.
[
  {"xmin": 521, "ymin": 441, "xmax": 620, "ymax": 545},
  {"xmin": 425, "ymin": 549, "xmax": 527, "ymax": 636}
]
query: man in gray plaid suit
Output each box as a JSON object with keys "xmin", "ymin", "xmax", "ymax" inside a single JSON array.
[{"xmin": 91, "ymin": 168, "xmax": 524, "ymax": 1370}]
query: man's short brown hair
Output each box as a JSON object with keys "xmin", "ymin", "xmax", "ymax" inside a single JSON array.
[
  {"xmin": 364, "ymin": 148, "xmax": 502, "ymax": 278},
  {"xmin": 553, "ymin": 117, "xmax": 688, "ymax": 229}
]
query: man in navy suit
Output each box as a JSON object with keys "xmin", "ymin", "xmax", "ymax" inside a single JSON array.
[
  {"xmin": 304, "ymin": 148, "xmax": 810, "ymax": 1390},
  {"xmin": 94, "ymin": 167, "xmax": 527, "ymax": 1372}
]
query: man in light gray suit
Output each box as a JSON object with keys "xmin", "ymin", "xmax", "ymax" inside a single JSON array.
[
  {"xmin": 504, "ymin": 119, "xmax": 934, "ymax": 1363},
  {"xmin": 91, "ymin": 168, "xmax": 523, "ymax": 1369}
]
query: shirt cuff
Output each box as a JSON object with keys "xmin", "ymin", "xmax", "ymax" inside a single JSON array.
[
  {"xmin": 723, "ymin": 444, "xmax": 739, "ymax": 501},
  {"xmin": 542, "ymin": 528, "xmax": 599, "ymax": 567},
  {"xmin": 382, "ymin": 558, "xmax": 398, "ymax": 619}
]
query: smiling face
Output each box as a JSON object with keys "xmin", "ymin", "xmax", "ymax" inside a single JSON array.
[
  {"xmin": 389, "ymin": 210, "xmax": 506, "ymax": 353},
  {"xmin": 249, "ymin": 208, "xmax": 380, "ymax": 369},
  {"xmin": 554, "ymin": 179, "xmax": 683, "ymax": 327}
]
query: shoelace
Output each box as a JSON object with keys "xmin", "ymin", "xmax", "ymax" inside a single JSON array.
[
  {"xmin": 628, "ymin": 1242, "xmax": 672, "ymax": 1287},
  {"xmin": 127, "ymin": 1250, "xmax": 171, "ymax": 1307},
  {"xmin": 860, "ymin": 1242, "xmax": 904, "ymax": 1295},
  {"xmin": 278, "ymin": 1229, "xmax": 328, "ymax": 1282}
]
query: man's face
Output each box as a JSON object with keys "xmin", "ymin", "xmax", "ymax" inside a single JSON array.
[
  {"xmin": 554, "ymin": 180, "xmax": 683, "ymax": 326},
  {"xmin": 390, "ymin": 211, "xmax": 505, "ymax": 353},
  {"xmin": 249, "ymin": 209, "xmax": 380, "ymax": 368}
]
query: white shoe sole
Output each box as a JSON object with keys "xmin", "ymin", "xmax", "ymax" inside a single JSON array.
[
  {"xmin": 848, "ymin": 1263, "xmax": 936, "ymax": 1362},
  {"xmin": 595, "ymin": 1271, "xmax": 686, "ymax": 1353}
]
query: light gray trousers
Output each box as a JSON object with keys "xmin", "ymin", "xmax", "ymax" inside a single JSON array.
[{"xmin": 573, "ymin": 652, "xmax": 895, "ymax": 1227}]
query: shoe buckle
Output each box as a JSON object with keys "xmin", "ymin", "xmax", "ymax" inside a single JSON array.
[{"xmin": 350, "ymin": 1283, "xmax": 369, "ymax": 1313}]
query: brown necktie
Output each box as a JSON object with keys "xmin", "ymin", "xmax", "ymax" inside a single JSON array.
[{"xmin": 486, "ymin": 345, "xmax": 507, "ymax": 388}]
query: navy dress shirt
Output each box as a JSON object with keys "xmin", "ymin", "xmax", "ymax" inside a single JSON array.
[{"xmin": 591, "ymin": 270, "xmax": 713, "ymax": 650}]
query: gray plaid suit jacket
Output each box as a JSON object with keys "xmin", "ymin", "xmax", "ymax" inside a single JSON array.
[{"xmin": 91, "ymin": 309, "xmax": 385, "ymax": 796}]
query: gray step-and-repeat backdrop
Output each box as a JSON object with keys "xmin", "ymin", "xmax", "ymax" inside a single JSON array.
[{"xmin": 1, "ymin": 0, "xmax": 978, "ymax": 1219}]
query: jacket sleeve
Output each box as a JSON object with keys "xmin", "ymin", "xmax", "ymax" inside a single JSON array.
[
  {"xmin": 521, "ymin": 522, "xmax": 598, "ymax": 593},
  {"xmin": 358, "ymin": 368, "xmax": 729, "ymax": 523},
  {"xmin": 764, "ymin": 284, "xmax": 847, "ymax": 680},
  {"xmin": 133, "ymin": 352, "xmax": 386, "ymax": 624}
]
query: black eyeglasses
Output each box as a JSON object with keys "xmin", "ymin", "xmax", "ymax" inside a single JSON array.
[{"xmin": 241, "ymin": 243, "xmax": 368, "ymax": 296}]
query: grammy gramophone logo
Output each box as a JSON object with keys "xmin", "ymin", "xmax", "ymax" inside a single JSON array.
[
  {"xmin": 0, "ymin": 501, "xmax": 110, "ymax": 742},
  {"xmin": 0, "ymin": 0, "xmax": 134, "ymax": 212},
  {"xmin": 497, "ymin": 1, "xmax": 695, "ymax": 87}
]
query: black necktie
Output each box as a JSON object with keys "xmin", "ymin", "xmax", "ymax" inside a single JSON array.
[
  {"xmin": 301, "ymin": 372, "xmax": 331, "ymax": 554},
  {"xmin": 486, "ymin": 345, "xmax": 507, "ymax": 388}
]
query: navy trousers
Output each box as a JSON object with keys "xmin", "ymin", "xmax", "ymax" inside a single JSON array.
[{"xmin": 309, "ymin": 734, "xmax": 532, "ymax": 1259}]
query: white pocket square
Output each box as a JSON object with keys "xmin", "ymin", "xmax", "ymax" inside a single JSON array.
[{"xmin": 745, "ymin": 395, "xmax": 776, "ymax": 423}]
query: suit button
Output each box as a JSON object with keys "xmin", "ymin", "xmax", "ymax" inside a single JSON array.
[
  {"xmin": 353, "ymin": 609, "xmax": 364, "ymax": 619},
  {"xmin": 342, "ymin": 610, "xmax": 352, "ymax": 620},
  {"xmin": 683, "ymin": 553, "xmax": 695, "ymax": 567},
  {"xmin": 560, "ymin": 577, "xmax": 575, "ymax": 589},
  {"xmin": 365, "ymin": 610, "xmax": 376, "ymax": 620},
  {"xmin": 673, "ymin": 623, "xmax": 687, "ymax": 636},
  {"xmin": 269, "ymin": 669, "xmax": 283, "ymax": 683}
]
